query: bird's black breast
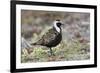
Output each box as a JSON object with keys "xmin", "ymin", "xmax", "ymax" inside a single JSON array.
[
  {"xmin": 46, "ymin": 33, "xmax": 62, "ymax": 47},
  {"xmin": 43, "ymin": 27, "xmax": 62, "ymax": 47}
]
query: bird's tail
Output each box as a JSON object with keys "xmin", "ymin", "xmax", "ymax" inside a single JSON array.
[
  {"xmin": 31, "ymin": 42, "xmax": 37, "ymax": 45},
  {"xmin": 31, "ymin": 40, "xmax": 41, "ymax": 45}
]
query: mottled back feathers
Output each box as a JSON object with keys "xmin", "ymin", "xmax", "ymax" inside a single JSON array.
[{"xmin": 32, "ymin": 27, "xmax": 62, "ymax": 47}]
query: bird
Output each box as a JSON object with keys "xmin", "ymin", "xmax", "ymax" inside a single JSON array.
[{"xmin": 31, "ymin": 20, "xmax": 63, "ymax": 56}]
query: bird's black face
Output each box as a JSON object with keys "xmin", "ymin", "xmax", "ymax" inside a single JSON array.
[{"xmin": 56, "ymin": 22, "xmax": 62, "ymax": 27}]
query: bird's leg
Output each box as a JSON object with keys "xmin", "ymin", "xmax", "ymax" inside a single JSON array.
[{"xmin": 49, "ymin": 47, "xmax": 55, "ymax": 56}]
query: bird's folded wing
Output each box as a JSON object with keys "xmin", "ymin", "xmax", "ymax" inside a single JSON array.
[{"xmin": 38, "ymin": 28, "xmax": 58, "ymax": 45}]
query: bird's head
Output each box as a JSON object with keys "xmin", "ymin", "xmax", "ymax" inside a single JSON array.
[
  {"xmin": 54, "ymin": 19, "xmax": 63, "ymax": 28},
  {"xmin": 53, "ymin": 19, "xmax": 64, "ymax": 33}
]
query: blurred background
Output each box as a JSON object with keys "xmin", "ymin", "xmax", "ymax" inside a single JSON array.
[{"xmin": 21, "ymin": 10, "xmax": 90, "ymax": 63}]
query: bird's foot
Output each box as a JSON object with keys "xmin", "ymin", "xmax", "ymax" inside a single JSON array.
[
  {"xmin": 52, "ymin": 53, "xmax": 55, "ymax": 56},
  {"xmin": 48, "ymin": 51, "xmax": 55, "ymax": 57}
]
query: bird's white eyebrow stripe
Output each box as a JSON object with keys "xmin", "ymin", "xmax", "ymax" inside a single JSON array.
[{"xmin": 54, "ymin": 22, "xmax": 60, "ymax": 33}]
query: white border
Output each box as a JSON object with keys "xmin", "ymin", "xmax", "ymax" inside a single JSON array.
[{"xmin": 16, "ymin": 4, "xmax": 94, "ymax": 69}]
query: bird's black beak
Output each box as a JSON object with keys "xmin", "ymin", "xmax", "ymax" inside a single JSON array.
[
  {"xmin": 61, "ymin": 23, "xmax": 64, "ymax": 26},
  {"xmin": 61, "ymin": 23, "xmax": 64, "ymax": 28}
]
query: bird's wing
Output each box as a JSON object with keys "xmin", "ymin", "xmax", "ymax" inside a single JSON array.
[{"xmin": 36, "ymin": 28, "xmax": 59, "ymax": 45}]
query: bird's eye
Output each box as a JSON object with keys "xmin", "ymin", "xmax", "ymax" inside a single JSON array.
[{"xmin": 57, "ymin": 23, "xmax": 62, "ymax": 27}]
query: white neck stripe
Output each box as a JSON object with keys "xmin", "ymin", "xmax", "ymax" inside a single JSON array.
[{"xmin": 54, "ymin": 23, "xmax": 60, "ymax": 33}]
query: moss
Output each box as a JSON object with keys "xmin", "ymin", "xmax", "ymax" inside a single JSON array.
[{"xmin": 21, "ymin": 40, "xmax": 90, "ymax": 63}]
